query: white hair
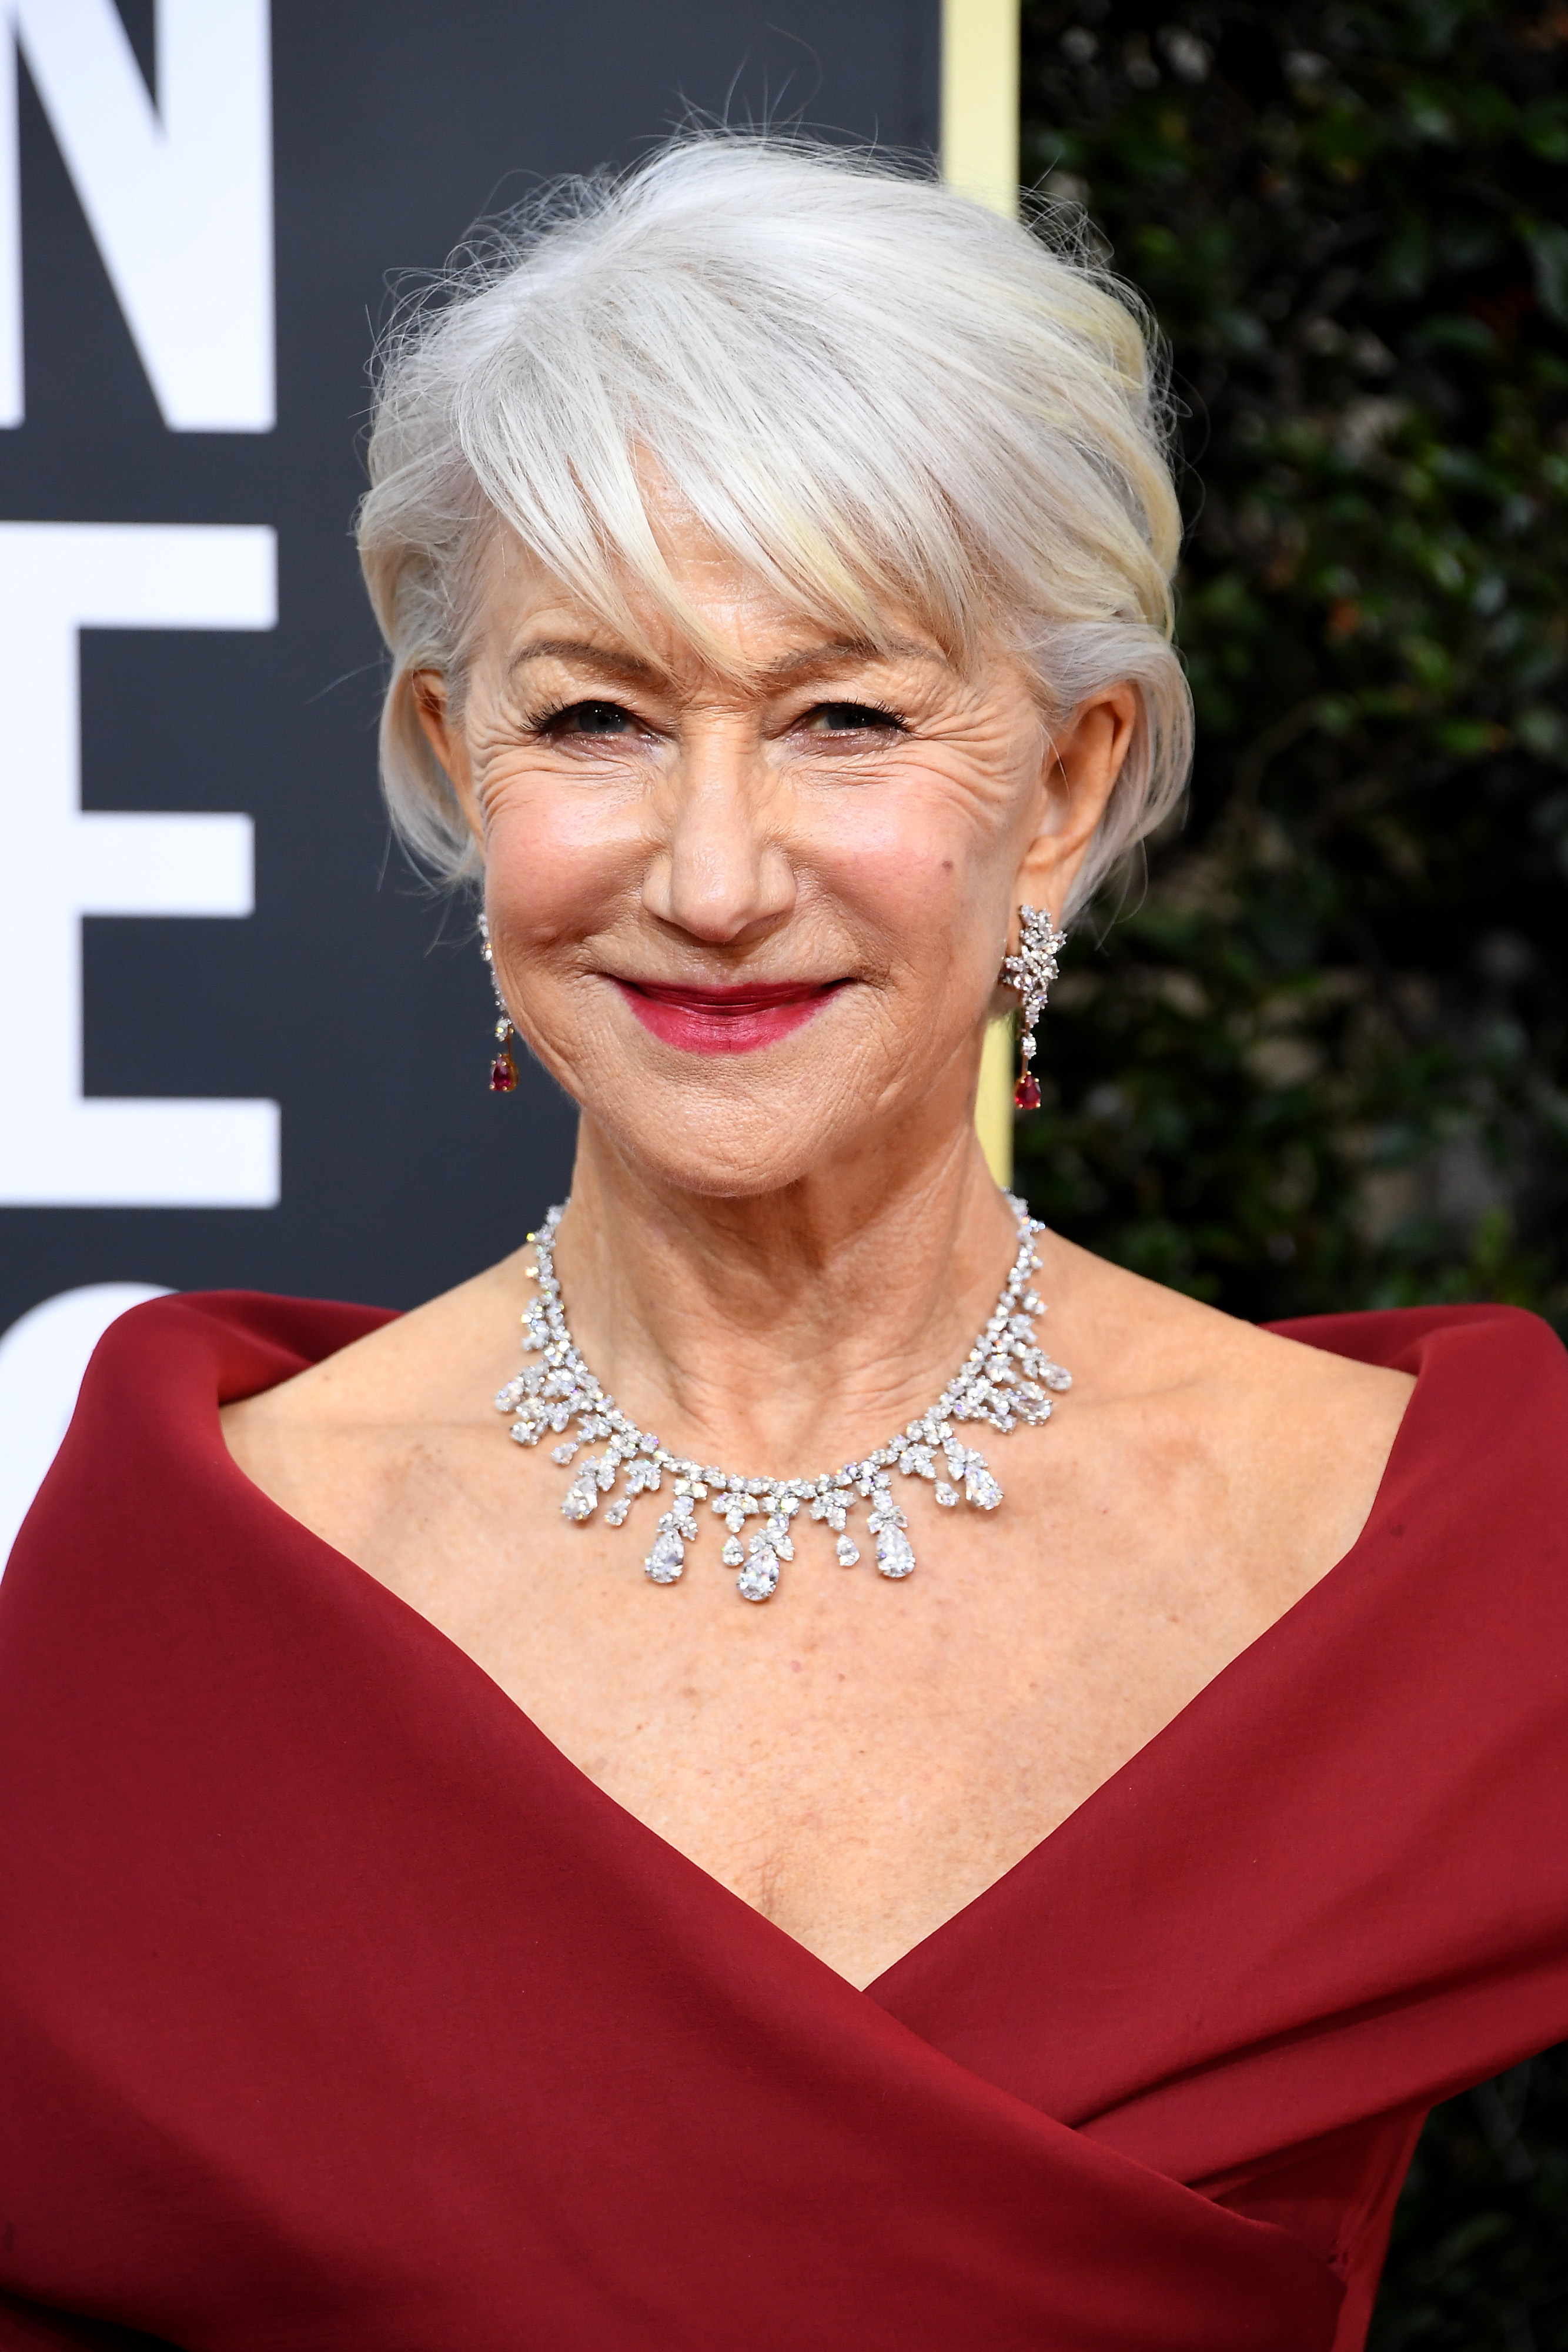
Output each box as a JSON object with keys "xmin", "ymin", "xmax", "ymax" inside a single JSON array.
[{"xmin": 357, "ymin": 133, "xmax": 1191, "ymax": 920}]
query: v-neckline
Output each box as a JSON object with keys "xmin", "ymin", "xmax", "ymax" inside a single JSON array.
[{"xmin": 209, "ymin": 1308, "xmax": 1434, "ymax": 1998}]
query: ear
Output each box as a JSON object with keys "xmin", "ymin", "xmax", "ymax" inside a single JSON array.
[
  {"xmin": 410, "ymin": 670, "xmax": 486, "ymax": 853},
  {"xmin": 1013, "ymin": 683, "xmax": 1139, "ymax": 919}
]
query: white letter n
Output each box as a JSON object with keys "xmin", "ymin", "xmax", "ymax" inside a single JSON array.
[{"xmin": 0, "ymin": 0, "xmax": 273, "ymax": 429}]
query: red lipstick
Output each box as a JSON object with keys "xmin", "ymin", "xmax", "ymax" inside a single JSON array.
[{"xmin": 613, "ymin": 977, "xmax": 845, "ymax": 1055}]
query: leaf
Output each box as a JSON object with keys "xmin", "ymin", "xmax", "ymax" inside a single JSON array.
[{"xmin": 1527, "ymin": 220, "xmax": 1568, "ymax": 325}]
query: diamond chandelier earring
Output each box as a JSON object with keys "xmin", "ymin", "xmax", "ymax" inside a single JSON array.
[
  {"xmin": 478, "ymin": 914, "xmax": 517, "ymax": 1093},
  {"xmin": 999, "ymin": 905, "xmax": 1066, "ymax": 1112}
]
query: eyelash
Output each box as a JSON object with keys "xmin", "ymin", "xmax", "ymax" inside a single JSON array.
[
  {"xmin": 526, "ymin": 699, "xmax": 637, "ymax": 739},
  {"xmin": 805, "ymin": 700, "xmax": 907, "ymax": 734},
  {"xmin": 521, "ymin": 695, "xmax": 910, "ymax": 740}
]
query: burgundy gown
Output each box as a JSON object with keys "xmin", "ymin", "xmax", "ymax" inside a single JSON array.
[{"xmin": 1, "ymin": 1291, "xmax": 1565, "ymax": 2351}]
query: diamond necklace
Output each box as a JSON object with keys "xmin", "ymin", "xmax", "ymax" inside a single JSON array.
[{"xmin": 494, "ymin": 1194, "xmax": 1071, "ymax": 1603}]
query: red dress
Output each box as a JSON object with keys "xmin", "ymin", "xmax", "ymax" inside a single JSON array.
[{"xmin": 1, "ymin": 1292, "xmax": 1564, "ymax": 2351}]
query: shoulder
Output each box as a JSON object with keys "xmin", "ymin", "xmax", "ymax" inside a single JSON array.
[
  {"xmin": 1262, "ymin": 1304, "xmax": 1568, "ymax": 1597},
  {"xmin": 1276, "ymin": 1298, "xmax": 1568, "ymax": 1534},
  {"xmin": 0, "ymin": 1288, "xmax": 458, "ymax": 1858},
  {"xmin": 2, "ymin": 1290, "xmax": 398, "ymax": 1592},
  {"xmin": 1265, "ymin": 1301, "xmax": 1568, "ymax": 1481},
  {"xmin": 1045, "ymin": 1236, "xmax": 1421, "ymax": 1428},
  {"xmin": 55, "ymin": 1287, "xmax": 400, "ymax": 1468},
  {"xmin": 1056, "ymin": 1239, "xmax": 1561, "ymax": 1413},
  {"xmin": 86, "ymin": 1287, "xmax": 400, "ymax": 1408},
  {"xmin": 219, "ymin": 1255, "xmax": 529, "ymax": 1450},
  {"xmin": 1265, "ymin": 1297, "xmax": 1566, "ymax": 1387},
  {"xmin": 1044, "ymin": 1248, "xmax": 1564, "ymax": 1602},
  {"xmin": 214, "ymin": 1261, "xmax": 532, "ymax": 1572}
]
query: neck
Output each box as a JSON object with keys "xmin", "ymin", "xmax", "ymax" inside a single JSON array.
[{"xmin": 549, "ymin": 1117, "xmax": 1021, "ymax": 1477}]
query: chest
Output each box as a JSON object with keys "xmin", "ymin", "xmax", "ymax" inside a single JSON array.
[{"xmin": 303, "ymin": 1407, "xmax": 1314, "ymax": 1982}]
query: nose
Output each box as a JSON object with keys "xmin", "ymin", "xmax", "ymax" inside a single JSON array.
[{"xmin": 641, "ymin": 747, "xmax": 796, "ymax": 946}]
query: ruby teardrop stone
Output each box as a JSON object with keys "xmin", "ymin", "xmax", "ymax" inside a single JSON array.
[
  {"xmin": 490, "ymin": 1051, "xmax": 518, "ymax": 1094},
  {"xmin": 1014, "ymin": 1072, "xmax": 1041, "ymax": 1111}
]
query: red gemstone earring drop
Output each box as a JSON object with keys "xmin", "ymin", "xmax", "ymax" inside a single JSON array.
[
  {"xmin": 490, "ymin": 1028, "xmax": 518, "ymax": 1094},
  {"xmin": 999, "ymin": 906, "xmax": 1066, "ymax": 1115},
  {"xmin": 479, "ymin": 915, "xmax": 518, "ymax": 1094}
]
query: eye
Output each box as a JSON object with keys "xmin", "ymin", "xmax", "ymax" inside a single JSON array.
[
  {"xmin": 799, "ymin": 700, "xmax": 907, "ymax": 735},
  {"xmin": 543, "ymin": 699, "xmax": 637, "ymax": 737}
]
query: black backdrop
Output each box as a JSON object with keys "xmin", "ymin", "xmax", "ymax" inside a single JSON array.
[{"xmin": 0, "ymin": 0, "xmax": 939, "ymax": 1342}]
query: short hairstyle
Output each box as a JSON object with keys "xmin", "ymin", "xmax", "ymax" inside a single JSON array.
[{"xmin": 357, "ymin": 133, "xmax": 1191, "ymax": 919}]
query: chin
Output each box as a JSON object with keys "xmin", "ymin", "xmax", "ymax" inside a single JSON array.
[
  {"xmin": 591, "ymin": 1106, "xmax": 857, "ymax": 1199},
  {"xmin": 581, "ymin": 1058, "xmax": 905, "ymax": 1198}
]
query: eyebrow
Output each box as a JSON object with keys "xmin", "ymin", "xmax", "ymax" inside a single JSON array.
[
  {"xmin": 508, "ymin": 633, "xmax": 946, "ymax": 690},
  {"xmin": 757, "ymin": 637, "xmax": 944, "ymax": 684},
  {"xmin": 509, "ymin": 637, "xmax": 663, "ymax": 686}
]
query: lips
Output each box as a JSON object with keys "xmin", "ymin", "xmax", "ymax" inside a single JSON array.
[{"xmin": 612, "ymin": 976, "xmax": 847, "ymax": 1056}]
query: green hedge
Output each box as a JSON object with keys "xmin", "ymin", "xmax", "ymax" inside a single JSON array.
[{"xmin": 1018, "ymin": 2, "xmax": 1568, "ymax": 2340}]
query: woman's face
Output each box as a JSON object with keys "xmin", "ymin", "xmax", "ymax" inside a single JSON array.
[{"xmin": 418, "ymin": 513, "xmax": 1131, "ymax": 1199}]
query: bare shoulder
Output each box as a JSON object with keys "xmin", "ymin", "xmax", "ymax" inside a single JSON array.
[
  {"xmin": 1048, "ymin": 1228, "xmax": 1413, "ymax": 1411},
  {"xmin": 218, "ymin": 1249, "xmax": 539, "ymax": 1565},
  {"xmin": 223, "ymin": 1251, "xmax": 530, "ymax": 1444},
  {"xmin": 1041, "ymin": 1232, "xmax": 1416, "ymax": 1604}
]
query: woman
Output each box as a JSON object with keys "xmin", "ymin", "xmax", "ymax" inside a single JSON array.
[{"xmin": 1, "ymin": 136, "xmax": 1563, "ymax": 2352}]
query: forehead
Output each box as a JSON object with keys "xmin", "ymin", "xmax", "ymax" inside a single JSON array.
[{"xmin": 476, "ymin": 527, "xmax": 962, "ymax": 693}]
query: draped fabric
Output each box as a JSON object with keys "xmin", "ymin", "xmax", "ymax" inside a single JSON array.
[{"xmin": 0, "ymin": 1292, "xmax": 1564, "ymax": 2351}]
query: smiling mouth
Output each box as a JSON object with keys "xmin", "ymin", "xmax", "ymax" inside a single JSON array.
[{"xmin": 611, "ymin": 976, "xmax": 850, "ymax": 1056}]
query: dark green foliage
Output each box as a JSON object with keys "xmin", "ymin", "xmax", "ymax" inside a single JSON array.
[
  {"xmin": 1017, "ymin": 2, "xmax": 1568, "ymax": 2338},
  {"xmin": 1374, "ymin": 2052, "xmax": 1568, "ymax": 2347},
  {"xmin": 1018, "ymin": 0, "xmax": 1568, "ymax": 1325}
]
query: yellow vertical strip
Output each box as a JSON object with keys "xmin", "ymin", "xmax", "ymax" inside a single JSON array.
[
  {"xmin": 941, "ymin": 0, "xmax": 1020, "ymax": 215},
  {"xmin": 942, "ymin": 0, "xmax": 1021, "ymax": 1187},
  {"xmin": 975, "ymin": 1015, "xmax": 1016, "ymax": 1186}
]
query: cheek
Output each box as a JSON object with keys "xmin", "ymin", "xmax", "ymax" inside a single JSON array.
[
  {"xmin": 482, "ymin": 774, "xmax": 641, "ymax": 948},
  {"xmin": 816, "ymin": 795, "xmax": 1002, "ymax": 977}
]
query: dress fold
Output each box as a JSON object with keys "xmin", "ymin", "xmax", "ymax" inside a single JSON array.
[{"xmin": 0, "ymin": 1292, "xmax": 1562, "ymax": 2350}]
